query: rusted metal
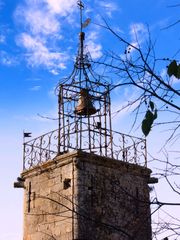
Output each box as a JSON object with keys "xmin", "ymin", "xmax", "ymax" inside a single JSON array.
[
  {"xmin": 22, "ymin": 1, "xmax": 147, "ymax": 171},
  {"xmin": 74, "ymin": 89, "xmax": 97, "ymax": 116},
  {"xmin": 23, "ymin": 127, "xmax": 147, "ymax": 170}
]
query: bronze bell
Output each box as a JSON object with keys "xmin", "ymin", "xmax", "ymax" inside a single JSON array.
[{"xmin": 75, "ymin": 88, "xmax": 97, "ymax": 116}]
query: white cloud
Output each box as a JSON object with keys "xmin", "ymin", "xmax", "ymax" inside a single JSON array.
[
  {"xmin": 86, "ymin": 31, "xmax": 102, "ymax": 59},
  {"xmin": 15, "ymin": 0, "xmax": 77, "ymax": 35},
  {"xmin": 14, "ymin": 0, "xmax": 78, "ymax": 73},
  {"xmin": 16, "ymin": 33, "xmax": 68, "ymax": 73},
  {"xmin": 29, "ymin": 85, "xmax": 41, "ymax": 91},
  {"xmin": 111, "ymin": 88, "xmax": 142, "ymax": 133},
  {"xmin": 15, "ymin": 1, "xmax": 62, "ymax": 37},
  {"xmin": 129, "ymin": 23, "xmax": 148, "ymax": 43},
  {"xmin": 123, "ymin": 23, "xmax": 148, "ymax": 55},
  {"xmin": 87, "ymin": 41, "xmax": 102, "ymax": 59},
  {"xmin": 25, "ymin": 77, "xmax": 42, "ymax": 82},
  {"xmin": 45, "ymin": 0, "xmax": 76, "ymax": 15},
  {"xmin": 15, "ymin": 0, "xmax": 103, "ymax": 70},
  {"xmin": 0, "ymin": 51, "xmax": 17, "ymax": 66},
  {"xmin": 50, "ymin": 68, "xmax": 65, "ymax": 75},
  {"xmin": 87, "ymin": 31, "xmax": 98, "ymax": 41},
  {"xmin": 99, "ymin": 1, "xmax": 119, "ymax": 18},
  {"xmin": 22, "ymin": 8, "xmax": 59, "ymax": 36},
  {"xmin": 0, "ymin": 34, "xmax": 5, "ymax": 43}
]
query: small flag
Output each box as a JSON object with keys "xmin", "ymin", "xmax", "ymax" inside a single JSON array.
[
  {"xmin": 24, "ymin": 132, "xmax": 32, "ymax": 138},
  {"xmin": 82, "ymin": 18, "xmax": 91, "ymax": 28}
]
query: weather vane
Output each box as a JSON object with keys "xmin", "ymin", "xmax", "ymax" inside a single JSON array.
[
  {"xmin": 77, "ymin": 0, "xmax": 91, "ymax": 31},
  {"xmin": 77, "ymin": 0, "xmax": 84, "ymax": 9},
  {"xmin": 77, "ymin": 0, "xmax": 84, "ymax": 32}
]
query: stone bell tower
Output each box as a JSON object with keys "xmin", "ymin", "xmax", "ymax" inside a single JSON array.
[{"xmin": 15, "ymin": 1, "xmax": 157, "ymax": 239}]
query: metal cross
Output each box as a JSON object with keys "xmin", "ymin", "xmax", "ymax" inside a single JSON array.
[{"xmin": 77, "ymin": 0, "xmax": 84, "ymax": 32}]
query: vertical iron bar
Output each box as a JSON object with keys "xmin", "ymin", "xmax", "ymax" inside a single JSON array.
[
  {"xmin": 67, "ymin": 114, "xmax": 70, "ymax": 150},
  {"xmin": 39, "ymin": 136, "xmax": 43, "ymax": 164},
  {"xmin": 62, "ymin": 88, "xmax": 66, "ymax": 152},
  {"xmin": 99, "ymin": 107, "xmax": 102, "ymax": 156},
  {"xmin": 92, "ymin": 116, "xmax": 95, "ymax": 151},
  {"xmin": 23, "ymin": 142, "xmax": 25, "ymax": 170},
  {"xmin": 104, "ymin": 94, "xmax": 107, "ymax": 157},
  {"xmin": 23, "ymin": 131, "xmax": 25, "ymax": 170},
  {"xmin": 48, "ymin": 134, "xmax": 51, "ymax": 160},
  {"xmin": 23, "ymin": 133, "xmax": 26, "ymax": 170},
  {"xmin": 79, "ymin": 76, "xmax": 82, "ymax": 150},
  {"xmin": 58, "ymin": 86, "xmax": 62, "ymax": 155},
  {"xmin": 75, "ymin": 100, "xmax": 79, "ymax": 150},
  {"xmin": 108, "ymin": 86, "xmax": 113, "ymax": 159},
  {"xmin": 145, "ymin": 138, "xmax": 147, "ymax": 167}
]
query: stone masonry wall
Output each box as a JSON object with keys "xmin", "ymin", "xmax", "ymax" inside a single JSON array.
[
  {"xmin": 73, "ymin": 152, "xmax": 152, "ymax": 240},
  {"xmin": 22, "ymin": 151, "xmax": 152, "ymax": 240},
  {"xmin": 22, "ymin": 153, "xmax": 77, "ymax": 240}
]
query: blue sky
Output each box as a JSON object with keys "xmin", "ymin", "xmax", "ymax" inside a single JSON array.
[{"xmin": 0, "ymin": 0, "xmax": 179, "ymax": 239}]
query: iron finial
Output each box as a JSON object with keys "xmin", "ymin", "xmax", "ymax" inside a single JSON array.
[
  {"xmin": 77, "ymin": 0, "xmax": 84, "ymax": 10},
  {"xmin": 77, "ymin": 0, "xmax": 84, "ymax": 32}
]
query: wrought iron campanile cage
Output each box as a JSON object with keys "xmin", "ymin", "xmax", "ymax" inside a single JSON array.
[
  {"xmin": 55, "ymin": 1, "xmax": 114, "ymax": 158},
  {"xmin": 23, "ymin": 1, "xmax": 147, "ymax": 170},
  {"xmin": 56, "ymin": 40, "xmax": 113, "ymax": 158}
]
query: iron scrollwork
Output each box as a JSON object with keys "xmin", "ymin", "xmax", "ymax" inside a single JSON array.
[
  {"xmin": 23, "ymin": 129, "xmax": 58, "ymax": 170},
  {"xmin": 23, "ymin": 127, "xmax": 147, "ymax": 170}
]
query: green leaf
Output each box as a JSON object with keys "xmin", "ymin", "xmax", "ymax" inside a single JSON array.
[
  {"xmin": 149, "ymin": 101, "xmax": 154, "ymax": 111},
  {"xmin": 142, "ymin": 108, "xmax": 158, "ymax": 136},
  {"xmin": 167, "ymin": 60, "xmax": 178, "ymax": 77},
  {"xmin": 142, "ymin": 119, "xmax": 151, "ymax": 137},
  {"xmin": 145, "ymin": 110, "xmax": 154, "ymax": 126},
  {"xmin": 176, "ymin": 65, "xmax": 180, "ymax": 79}
]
